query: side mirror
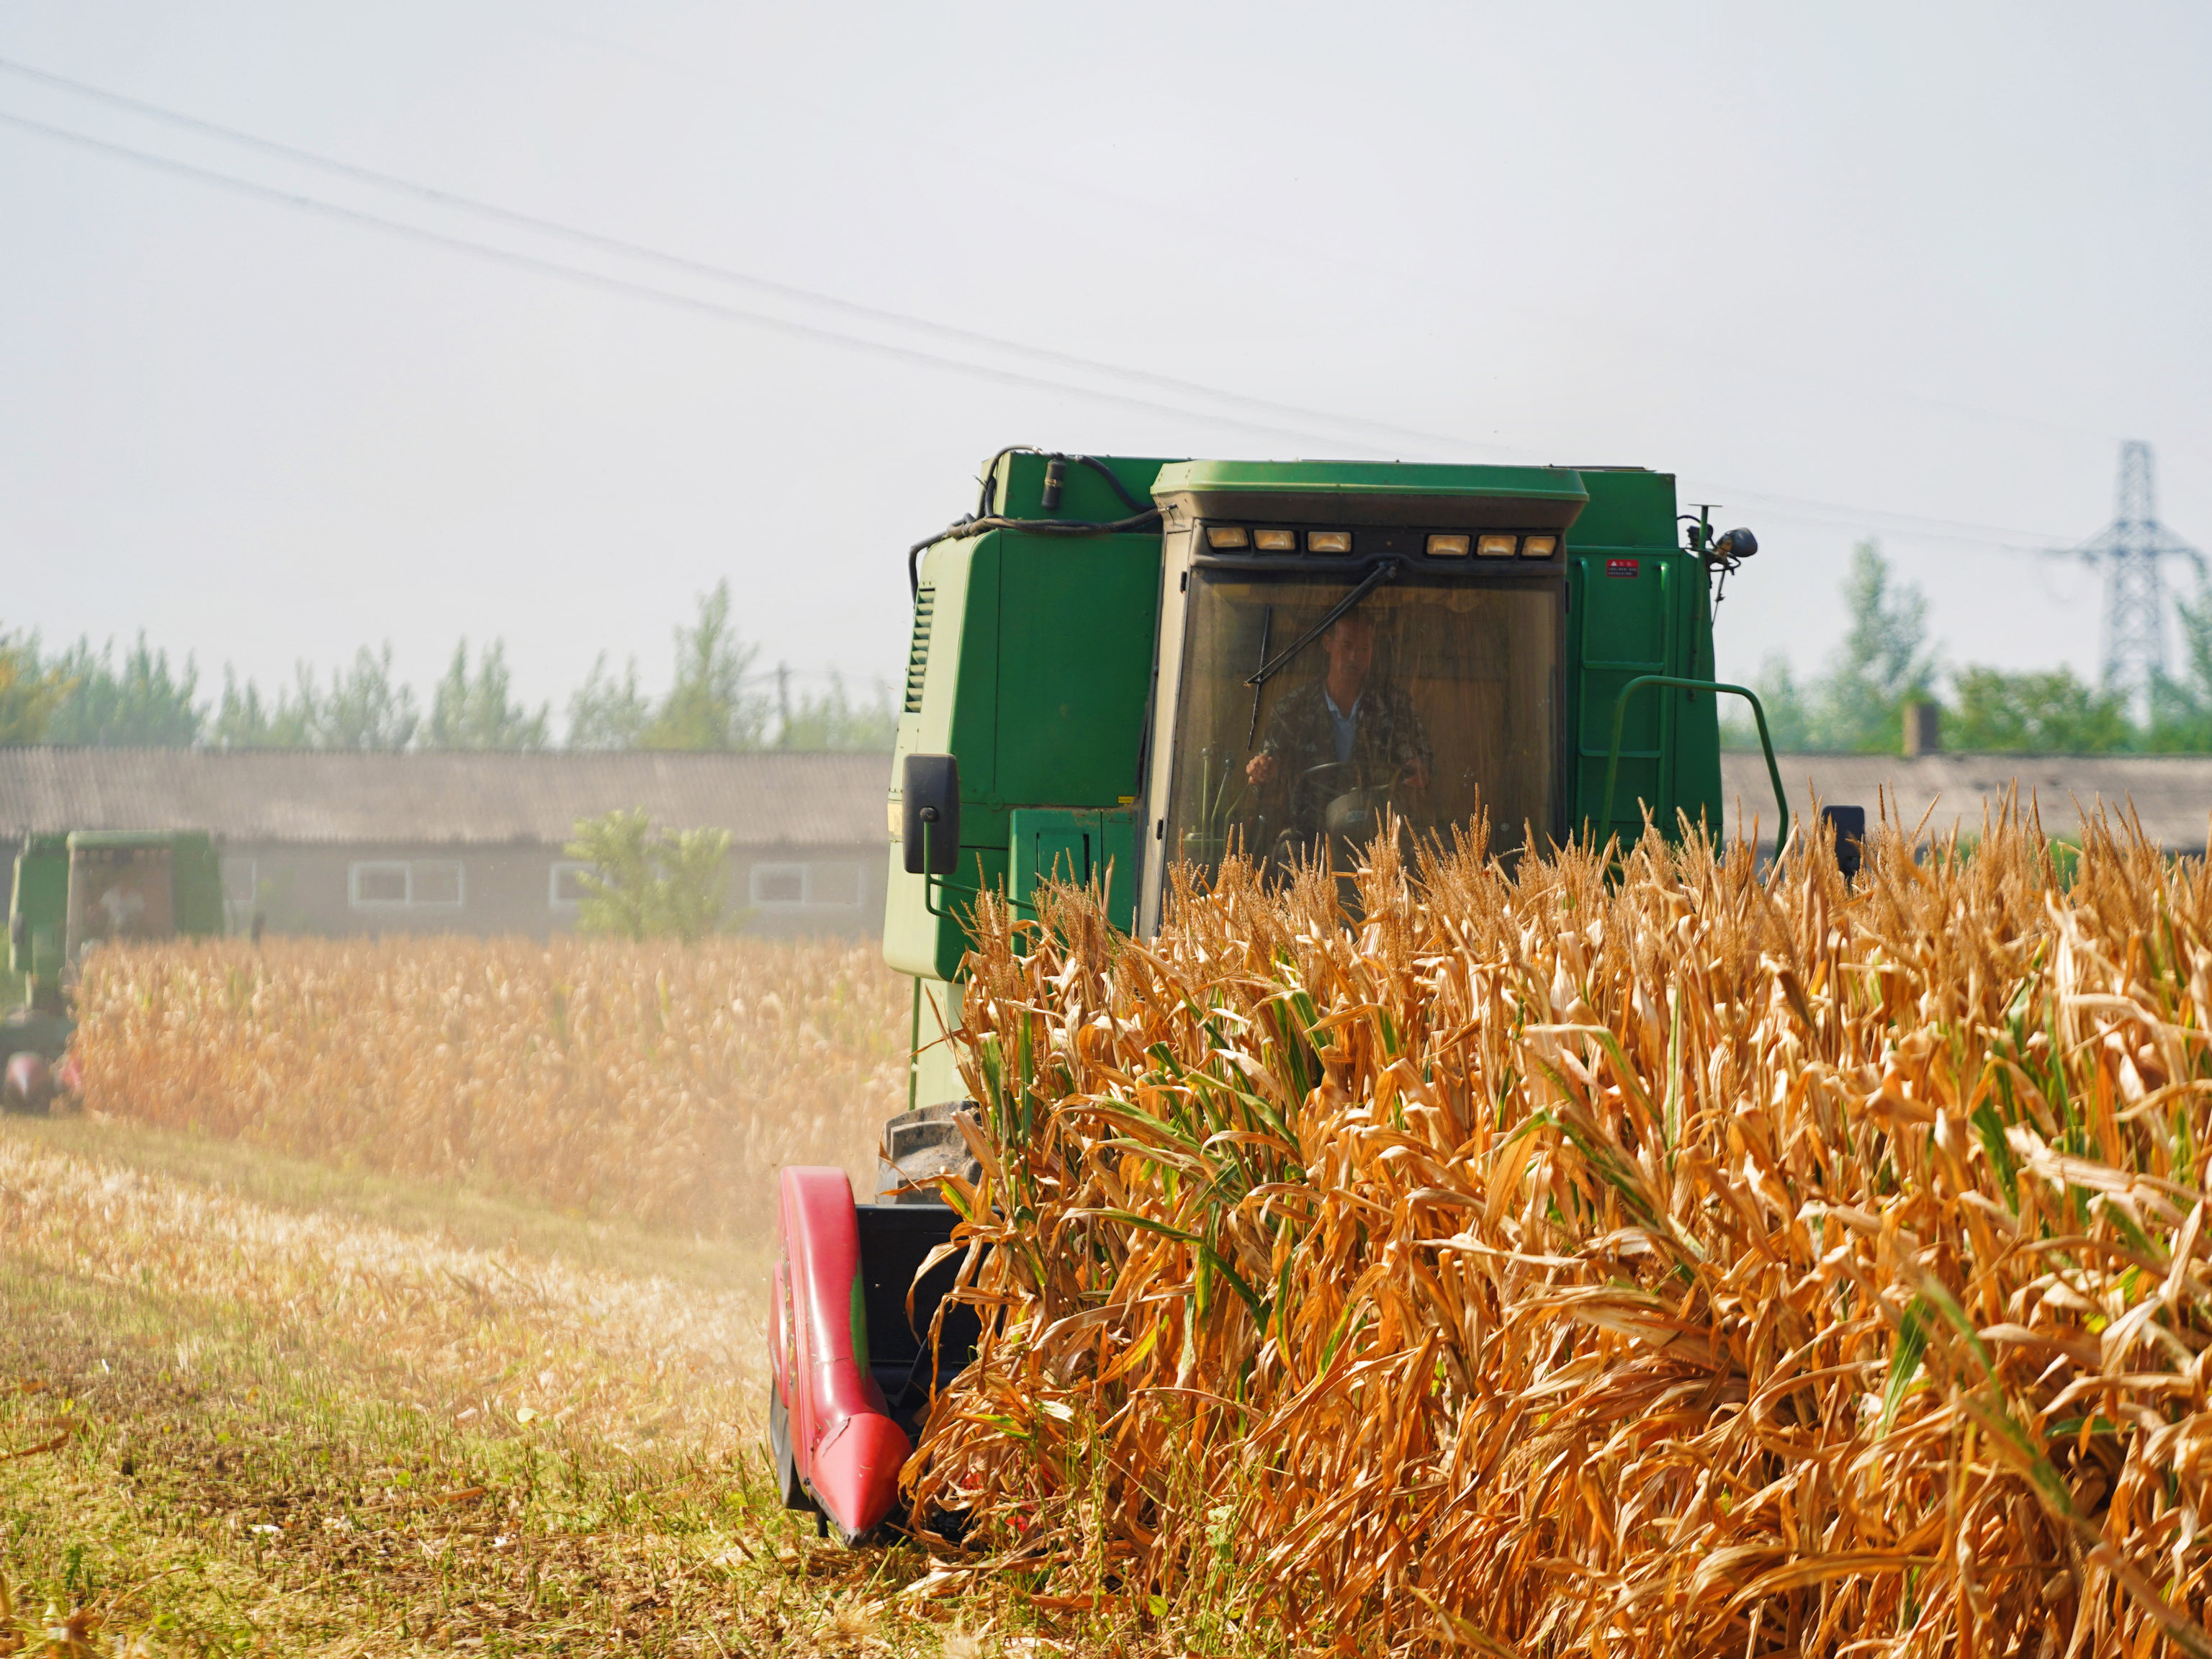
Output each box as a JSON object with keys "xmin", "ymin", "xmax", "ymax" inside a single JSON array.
[
  {"xmin": 902, "ymin": 754, "xmax": 961, "ymax": 877},
  {"xmin": 1712, "ymin": 527, "xmax": 1758, "ymax": 562}
]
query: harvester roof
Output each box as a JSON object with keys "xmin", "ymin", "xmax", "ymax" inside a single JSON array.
[{"xmin": 1151, "ymin": 459, "xmax": 1591, "ymax": 529}]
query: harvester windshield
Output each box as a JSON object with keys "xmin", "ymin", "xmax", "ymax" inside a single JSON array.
[
  {"xmin": 1161, "ymin": 574, "xmax": 1560, "ymax": 882},
  {"xmin": 64, "ymin": 842, "xmax": 177, "ymax": 959}
]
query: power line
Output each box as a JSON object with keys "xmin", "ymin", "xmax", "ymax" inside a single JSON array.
[
  {"xmin": 1672, "ymin": 483, "xmax": 2056, "ymax": 554},
  {"xmin": 0, "ymin": 54, "xmax": 1478, "ymax": 462},
  {"xmin": 0, "ymin": 107, "xmax": 1399, "ymax": 457},
  {"xmin": 0, "ymin": 63, "xmax": 2088, "ymax": 554}
]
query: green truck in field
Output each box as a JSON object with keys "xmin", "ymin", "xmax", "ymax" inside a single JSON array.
[
  {"xmin": 1, "ymin": 830, "xmax": 225, "ymax": 1107},
  {"xmin": 770, "ymin": 448, "xmax": 1807, "ymax": 1541}
]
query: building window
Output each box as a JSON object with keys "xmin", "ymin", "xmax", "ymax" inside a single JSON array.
[
  {"xmin": 747, "ymin": 860, "xmax": 863, "ymax": 908},
  {"xmin": 549, "ymin": 861, "xmax": 593, "ymax": 909},
  {"xmin": 349, "ymin": 860, "xmax": 465, "ymax": 911}
]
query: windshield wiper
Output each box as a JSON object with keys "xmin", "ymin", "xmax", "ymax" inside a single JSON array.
[
  {"xmin": 1243, "ymin": 559, "xmax": 1401, "ymax": 689},
  {"xmin": 1245, "ymin": 604, "xmax": 1272, "ymax": 747}
]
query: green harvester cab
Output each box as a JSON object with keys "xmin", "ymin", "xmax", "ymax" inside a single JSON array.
[{"xmin": 883, "ymin": 451, "xmax": 1781, "ymax": 1118}]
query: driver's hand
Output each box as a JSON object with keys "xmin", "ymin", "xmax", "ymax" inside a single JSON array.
[
  {"xmin": 1402, "ymin": 757, "xmax": 1430, "ymax": 791},
  {"xmin": 1246, "ymin": 753, "xmax": 1279, "ymax": 785}
]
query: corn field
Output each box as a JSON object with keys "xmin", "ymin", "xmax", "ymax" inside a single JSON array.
[
  {"xmin": 71, "ymin": 935, "xmax": 907, "ymax": 1234},
  {"xmin": 911, "ymin": 816, "xmax": 2212, "ymax": 1657}
]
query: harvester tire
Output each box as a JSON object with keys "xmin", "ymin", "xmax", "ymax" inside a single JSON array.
[
  {"xmin": 767, "ymin": 1382, "xmax": 816, "ymax": 1514},
  {"xmin": 875, "ymin": 1101, "xmax": 982, "ymax": 1204}
]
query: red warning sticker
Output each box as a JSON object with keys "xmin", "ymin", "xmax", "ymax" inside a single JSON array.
[{"xmin": 1605, "ymin": 558, "xmax": 1640, "ymax": 578}]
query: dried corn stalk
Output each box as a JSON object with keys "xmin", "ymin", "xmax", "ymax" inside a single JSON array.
[{"xmin": 912, "ymin": 814, "xmax": 2212, "ymax": 1658}]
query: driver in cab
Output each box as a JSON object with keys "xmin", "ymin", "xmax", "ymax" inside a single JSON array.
[{"xmin": 1244, "ymin": 610, "xmax": 1431, "ymax": 845}]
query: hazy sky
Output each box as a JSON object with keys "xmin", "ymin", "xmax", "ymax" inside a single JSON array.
[{"xmin": 2, "ymin": 3, "xmax": 2207, "ymax": 724}]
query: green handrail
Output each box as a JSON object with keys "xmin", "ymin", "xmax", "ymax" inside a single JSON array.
[
  {"xmin": 920, "ymin": 819, "xmax": 1036, "ymax": 920},
  {"xmin": 1599, "ymin": 675, "xmax": 1789, "ymax": 855}
]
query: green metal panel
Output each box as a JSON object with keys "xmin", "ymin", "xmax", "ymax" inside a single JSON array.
[
  {"xmin": 1008, "ymin": 809, "xmax": 1137, "ymax": 930},
  {"xmin": 884, "ymin": 489, "xmax": 1166, "ymax": 981},
  {"xmin": 884, "ymin": 528, "xmax": 999, "ymax": 981},
  {"xmin": 995, "ymin": 538, "xmax": 1160, "ymax": 805},
  {"xmin": 1669, "ymin": 554, "xmax": 1725, "ymax": 837},
  {"xmin": 6, "ymin": 836, "xmax": 67, "ymax": 992},
  {"xmin": 1563, "ymin": 470, "xmax": 1722, "ymax": 844},
  {"xmin": 989, "ymin": 451, "xmax": 1170, "ymax": 521},
  {"xmin": 1559, "ymin": 467, "xmax": 1678, "ymax": 548}
]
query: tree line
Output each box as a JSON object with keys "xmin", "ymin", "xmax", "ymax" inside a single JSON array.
[
  {"xmin": 1723, "ymin": 542, "xmax": 2212, "ymax": 754},
  {"xmin": 0, "ymin": 581, "xmax": 896, "ymax": 753}
]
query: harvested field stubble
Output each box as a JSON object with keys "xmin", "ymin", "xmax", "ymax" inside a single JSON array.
[
  {"xmin": 71, "ymin": 936, "xmax": 907, "ymax": 1233},
  {"xmin": 914, "ymin": 818, "xmax": 2212, "ymax": 1656}
]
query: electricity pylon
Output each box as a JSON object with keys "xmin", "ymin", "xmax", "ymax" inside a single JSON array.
[{"xmin": 2065, "ymin": 441, "xmax": 2203, "ymax": 715}]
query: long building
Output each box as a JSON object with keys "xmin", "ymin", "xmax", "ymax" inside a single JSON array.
[
  {"xmin": 1721, "ymin": 752, "xmax": 2212, "ymax": 854},
  {"xmin": 3, "ymin": 747, "xmax": 2203, "ymax": 942},
  {"xmin": 0, "ymin": 747, "xmax": 890, "ymax": 938}
]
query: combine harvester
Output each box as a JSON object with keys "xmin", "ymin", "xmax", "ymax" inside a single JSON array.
[
  {"xmin": 1, "ymin": 831, "xmax": 225, "ymax": 1110},
  {"xmin": 770, "ymin": 450, "xmax": 1808, "ymax": 1540}
]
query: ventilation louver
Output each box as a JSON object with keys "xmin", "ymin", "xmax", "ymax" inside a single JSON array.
[{"xmin": 903, "ymin": 588, "xmax": 935, "ymax": 714}]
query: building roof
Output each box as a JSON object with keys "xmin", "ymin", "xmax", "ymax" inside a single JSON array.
[
  {"xmin": 1722, "ymin": 752, "xmax": 2212, "ymax": 852},
  {"xmin": 0, "ymin": 747, "xmax": 891, "ymax": 849}
]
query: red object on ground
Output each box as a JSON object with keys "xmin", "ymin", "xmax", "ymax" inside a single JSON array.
[
  {"xmin": 4, "ymin": 1053, "xmax": 50, "ymax": 1108},
  {"xmin": 773, "ymin": 1166, "xmax": 910, "ymax": 1539}
]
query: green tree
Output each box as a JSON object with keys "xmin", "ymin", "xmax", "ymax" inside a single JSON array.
[
  {"xmin": 776, "ymin": 670, "xmax": 896, "ymax": 752},
  {"xmin": 425, "ymin": 639, "xmax": 550, "ymax": 750},
  {"xmin": 1949, "ymin": 665, "xmax": 2134, "ymax": 752},
  {"xmin": 0, "ymin": 630, "xmax": 67, "ymax": 744},
  {"xmin": 211, "ymin": 667, "xmax": 313, "ymax": 747},
  {"xmin": 212, "ymin": 647, "xmax": 417, "ymax": 749},
  {"xmin": 565, "ymin": 653, "xmax": 654, "ymax": 750},
  {"xmin": 1723, "ymin": 541, "xmax": 1938, "ymax": 752},
  {"xmin": 42, "ymin": 634, "xmax": 205, "ymax": 745},
  {"xmin": 2148, "ymin": 576, "xmax": 2212, "ymax": 750},
  {"xmin": 1726, "ymin": 652, "xmax": 1815, "ymax": 752},
  {"xmin": 644, "ymin": 582, "xmax": 771, "ymax": 752},
  {"xmin": 564, "ymin": 808, "xmax": 732, "ymax": 941},
  {"xmin": 1812, "ymin": 541, "xmax": 1937, "ymax": 751},
  {"xmin": 312, "ymin": 645, "xmax": 420, "ymax": 750}
]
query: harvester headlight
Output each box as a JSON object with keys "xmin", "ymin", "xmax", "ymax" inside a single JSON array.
[
  {"xmin": 1520, "ymin": 535, "xmax": 1557, "ymax": 559},
  {"xmin": 1306, "ymin": 530, "xmax": 1352, "ymax": 554},
  {"xmin": 1206, "ymin": 526, "xmax": 1250, "ymax": 550},
  {"xmin": 1254, "ymin": 529, "xmax": 1298, "ymax": 552},
  {"xmin": 1426, "ymin": 534, "xmax": 1470, "ymax": 557},
  {"xmin": 1476, "ymin": 534, "xmax": 1517, "ymax": 558}
]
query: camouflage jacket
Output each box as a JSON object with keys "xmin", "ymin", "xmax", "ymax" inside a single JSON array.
[{"xmin": 1256, "ymin": 678, "xmax": 1431, "ymax": 832}]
